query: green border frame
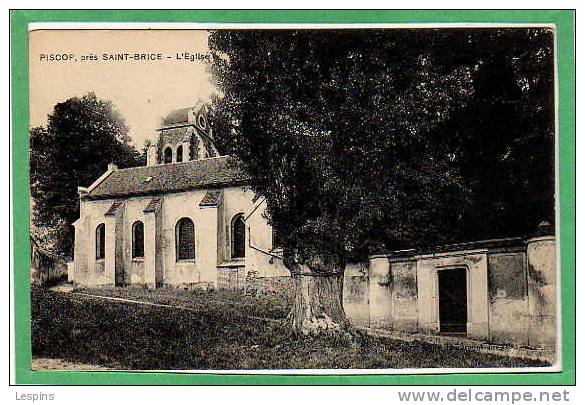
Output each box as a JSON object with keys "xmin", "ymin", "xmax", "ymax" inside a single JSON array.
[{"xmin": 11, "ymin": 9, "xmax": 575, "ymax": 385}]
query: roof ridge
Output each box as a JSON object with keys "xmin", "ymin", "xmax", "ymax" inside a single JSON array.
[
  {"xmin": 114, "ymin": 155, "xmax": 233, "ymax": 172},
  {"xmin": 85, "ymin": 155, "xmax": 248, "ymax": 200}
]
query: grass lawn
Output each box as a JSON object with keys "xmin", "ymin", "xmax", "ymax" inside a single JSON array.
[{"xmin": 31, "ymin": 286, "xmax": 549, "ymax": 370}]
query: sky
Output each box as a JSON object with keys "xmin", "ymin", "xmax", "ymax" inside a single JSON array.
[{"xmin": 29, "ymin": 29, "xmax": 217, "ymax": 147}]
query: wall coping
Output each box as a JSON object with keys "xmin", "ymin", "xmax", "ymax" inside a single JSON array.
[
  {"xmin": 415, "ymin": 249, "xmax": 489, "ymax": 260},
  {"xmin": 217, "ymin": 259, "xmax": 245, "ymax": 268},
  {"xmin": 526, "ymin": 235, "xmax": 556, "ymax": 244},
  {"xmin": 372, "ymin": 237, "xmax": 530, "ymax": 261}
]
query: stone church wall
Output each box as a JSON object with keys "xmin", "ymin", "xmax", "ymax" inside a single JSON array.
[
  {"xmin": 73, "ymin": 198, "xmax": 117, "ymax": 286},
  {"xmin": 245, "ymin": 198, "xmax": 290, "ymax": 279},
  {"xmin": 73, "ymin": 185, "xmax": 277, "ymax": 290},
  {"xmin": 161, "ymin": 189, "xmax": 215, "ymax": 285}
]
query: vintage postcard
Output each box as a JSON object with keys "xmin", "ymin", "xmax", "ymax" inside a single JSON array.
[{"xmin": 12, "ymin": 10, "xmax": 575, "ymax": 385}]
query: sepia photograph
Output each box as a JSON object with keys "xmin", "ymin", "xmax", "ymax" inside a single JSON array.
[{"xmin": 27, "ymin": 24, "xmax": 559, "ymax": 374}]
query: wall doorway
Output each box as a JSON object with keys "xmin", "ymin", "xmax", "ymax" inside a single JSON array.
[{"xmin": 438, "ymin": 268, "xmax": 467, "ymax": 335}]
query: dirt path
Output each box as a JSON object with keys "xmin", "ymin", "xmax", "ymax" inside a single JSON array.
[{"xmin": 62, "ymin": 290, "xmax": 281, "ymax": 324}]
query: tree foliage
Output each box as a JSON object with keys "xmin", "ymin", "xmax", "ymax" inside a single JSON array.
[
  {"xmin": 209, "ymin": 29, "xmax": 554, "ymax": 261},
  {"xmin": 30, "ymin": 93, "xmax": 143, "ymax": 257},
  {"xmin": 141, "ymin": 139, "xmax": 152, "ymax": 166}
]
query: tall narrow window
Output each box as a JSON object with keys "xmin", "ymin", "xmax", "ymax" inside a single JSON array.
[
  {"xmin": 176, "ymin": 145, "xmax": 183, "ymax": 163},
  {"xmin": 132, "ymin": 221, "xmax": 144, "ymax": 258},
  {"xmin": 231, "ymin": 213, "xmax": 246, "ymax": 259},
  {"xmin": 176, "ymin": 217, "xmax": 195, "ymax": 260},
  {"xmin": 96, "ymin": 223, "xmax": 105, "ymax": 260},
  {"xmin": 164, "ymin": 146, "xmax": 173, "ymax": 163}
]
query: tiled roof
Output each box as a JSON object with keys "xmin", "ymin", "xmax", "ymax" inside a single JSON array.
[
  {"xmin": 161, "ymin": 107, "xmax": 192, "ymax": 126},
  {"xmin": 143, "ymin": 197, "xmax": 162, "ymax": 213},
  {"xmin": 86, "ymin": 156, "xmax": 250, "ymax": 200},
  {"xmin": 199, "ymin": 190, "xmax": 223, "ymax": 207},
  {"xmin": 104, "ymin": 201, "xmax": 123, "ymax": 216}
]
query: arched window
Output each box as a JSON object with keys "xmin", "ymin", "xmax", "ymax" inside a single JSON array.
[
  {"xmin": 176, "ymin": 145, "xmax": 183, "ymax": 163},
  {"xmin": 231, "ymin": 214, "xmax": 246, "ymax": 259},
  {"xmin": 163, "ymin": 146, "xmax": 173, "ymax": 163},
  {"xmin": 95, "ymin": 223, "xmax": 105, "ymax": 260},
  {"xmin": 132, "ymin": 221, "xmax": 144, "ymax": 258},
  {"xmin": 175, "ymin": 217, "xmax": 195, "ymax": 260}
]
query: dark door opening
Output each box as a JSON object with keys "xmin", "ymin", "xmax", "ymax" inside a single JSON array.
[{"xmin": 438, "ymin": 268, "xmax": 467, "ymax": 335}]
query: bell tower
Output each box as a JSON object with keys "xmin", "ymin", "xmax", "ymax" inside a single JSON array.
[{"xmin": 148, "ymin": 103, "xmax": 218, "ymax": 166}]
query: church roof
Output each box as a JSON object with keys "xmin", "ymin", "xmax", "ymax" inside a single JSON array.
[
  {"xmin": 85, "ymin": 156, "xmax": 250, "ymax": 200},
  {"xmin": 199, "ymin": 190, "xmax": 223, "ymax": 207},
  {"xmin": 104, "ymin": 201, "xmax": 123, "ymax": 216},
  {"xmin": 161, "ymin": 107, "xmax": 192, "ymax": 126},
  {"xmin": 143, "ymin": 197, "xmax": 162, "ymax": 213}
]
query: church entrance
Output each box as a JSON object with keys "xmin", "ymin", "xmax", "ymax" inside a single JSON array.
[{"xmin": 438, "ymin": 268, "xmax": 467, "ymax": 335}]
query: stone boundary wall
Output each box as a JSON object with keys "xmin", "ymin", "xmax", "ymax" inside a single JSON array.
[
  {"xmin": 348, "ymin": 235, "xmax": 557, "ymax": 357},
  {"xmin": 244, "ymin": 271, "xmax": 295, "ymax": 302}
]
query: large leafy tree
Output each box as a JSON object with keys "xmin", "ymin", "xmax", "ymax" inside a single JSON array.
[
  {"xmin": 432, "ymin": 29, "xmax": 555, "ymax": 239},
  {"xmin": 209, "ymin": 29, "xmax": 554, "ymax": 335},
  {"xmin": 30, "ymin": 93, "xmax": 142, "ymax": 258}
]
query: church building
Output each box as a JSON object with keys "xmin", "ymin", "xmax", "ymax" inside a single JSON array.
[
  {"xmin": 72, "ymin": 104, "xmax": 288, "ymax": 289},
  {"xmin": 70, "ymin": 104, "xmax": 556, "ymax": 357}
]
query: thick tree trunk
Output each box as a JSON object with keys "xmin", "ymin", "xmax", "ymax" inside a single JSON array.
[{"xmin": 286, "ymin": 252, "xmax": 349, "ymax": 336}]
